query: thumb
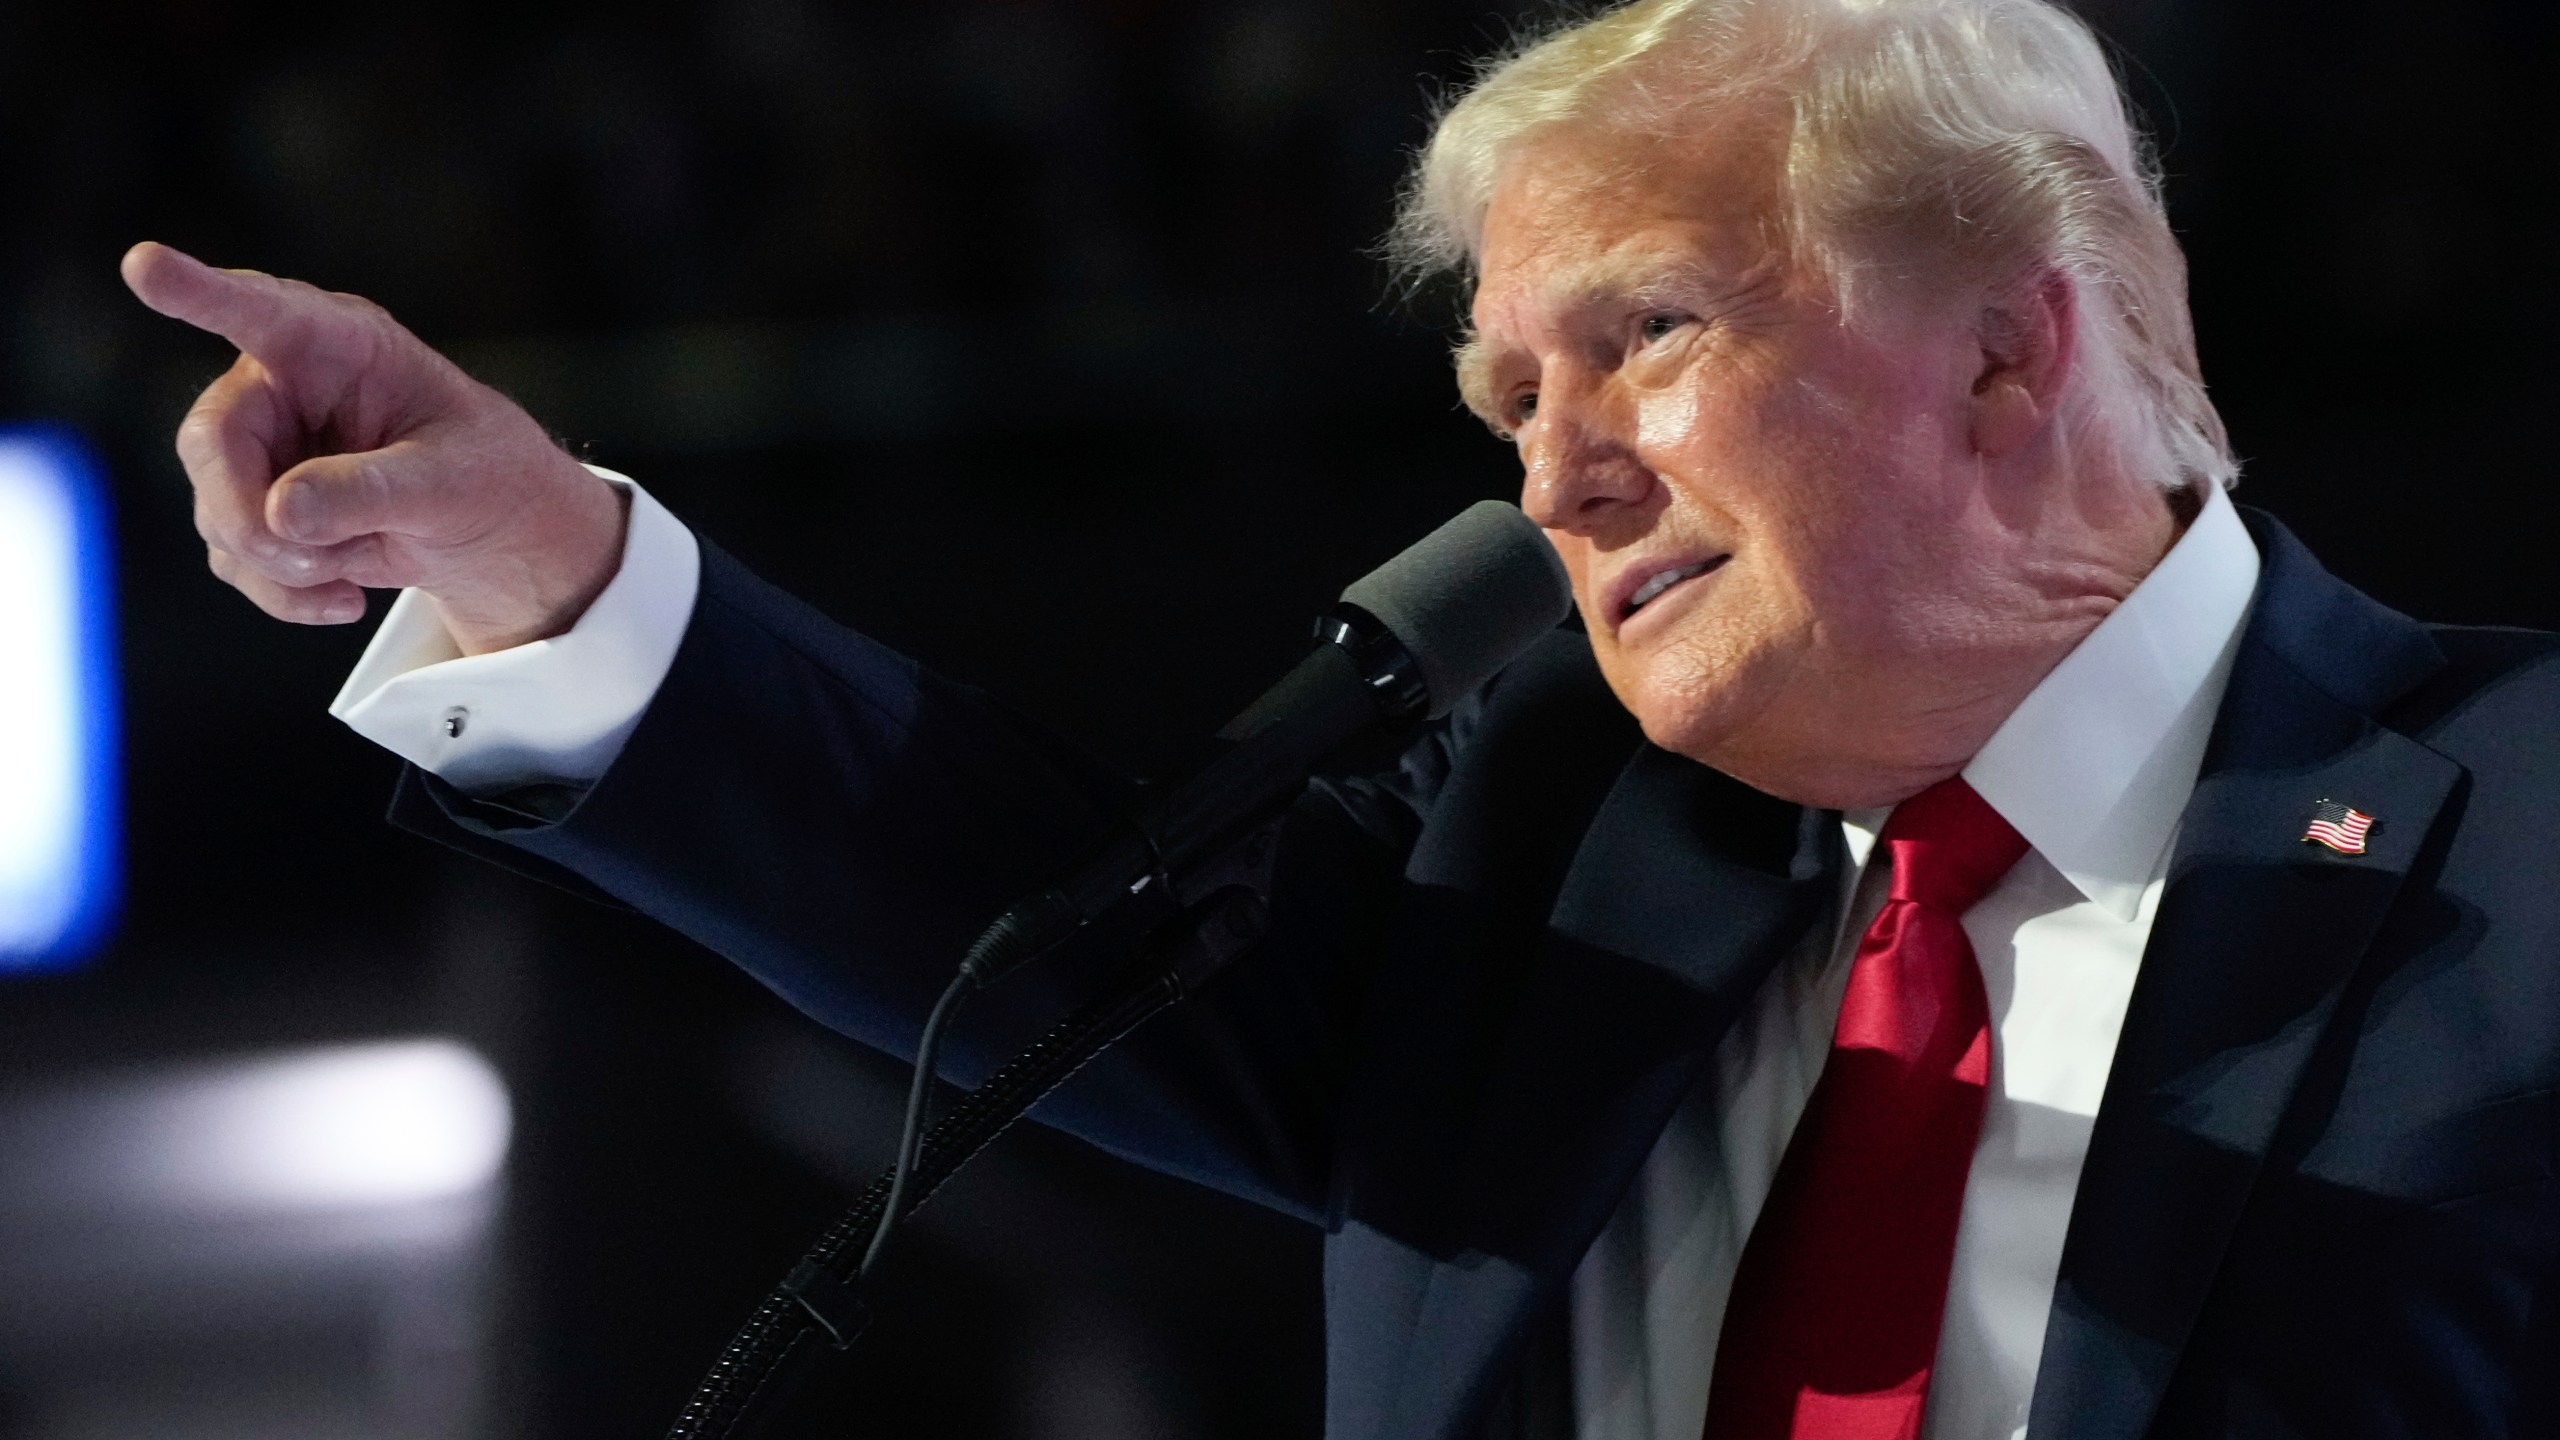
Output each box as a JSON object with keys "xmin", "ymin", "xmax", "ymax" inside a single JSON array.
[
  {"xmin": 121, "ymin": 241, "xmax": 319, "ymax": 361},
  {"xmin": 267, "ymin": 444, "xmax": 433, "ymax": 547}
]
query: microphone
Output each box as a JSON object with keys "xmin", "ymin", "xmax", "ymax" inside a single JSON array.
[
  {"xmin": 960, "ymin": 499, "xmax": 1573, "ymax": 986},
  {"xmin": 790, "ymin": 499, "xmax": 1571, "ymax": 1362}
]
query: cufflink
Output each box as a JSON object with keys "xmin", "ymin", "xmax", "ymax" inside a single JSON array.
[{"xmin": 441, "ymin": 706, "xmax": 469, "ymax": 739}]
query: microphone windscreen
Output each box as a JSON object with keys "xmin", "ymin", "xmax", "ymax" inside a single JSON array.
[{"xmin": 1338, "ymin": 500, "xmax": 1573, "ymax": 718}]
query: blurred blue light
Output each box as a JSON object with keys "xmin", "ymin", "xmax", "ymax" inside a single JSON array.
[{"xmin": 0, "ymin": 427, "xmax": 119, "ymax": 970}]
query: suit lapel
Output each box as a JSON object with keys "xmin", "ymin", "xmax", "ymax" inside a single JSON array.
[
  {"xmin": 1372, "ymin": 745, "xmax": 1838, "ymax": 1440},
  {"xmin": 2027, "ymin": 513, "xmax": 2460, "ymax": 1440}
]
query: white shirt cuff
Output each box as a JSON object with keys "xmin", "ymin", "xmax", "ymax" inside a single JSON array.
[{"xmin": 328, "ymin": 467, "xmax": 702, "ymax": 796}]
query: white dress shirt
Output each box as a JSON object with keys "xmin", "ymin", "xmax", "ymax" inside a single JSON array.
[{"xmin": 333, "ymin": 478, "xmax": 2261, "ymax": 1440}]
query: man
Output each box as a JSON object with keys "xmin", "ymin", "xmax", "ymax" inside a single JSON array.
[{"xmin": 123, "ymin": 0, "xmax": 2559, "ymax": 1436}]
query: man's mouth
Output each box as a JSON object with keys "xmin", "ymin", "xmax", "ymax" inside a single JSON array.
[{"xmin": 1621, "ymin": 555, "xmax": 1729, "ymax": 620}]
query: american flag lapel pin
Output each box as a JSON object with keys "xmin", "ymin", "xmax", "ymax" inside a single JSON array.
[{"xmin": 2302, "ymin": 799, "xmax": 2376, "ymax": 856}]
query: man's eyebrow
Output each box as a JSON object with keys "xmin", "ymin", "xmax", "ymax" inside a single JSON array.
[{"xmin": 1550, "ymin": 253, "xmax": 1745, "ymax": 311}]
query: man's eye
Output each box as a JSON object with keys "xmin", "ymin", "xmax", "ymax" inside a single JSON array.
[
  {"xmin": 1638, "ymin": 312, "xmax": 1687, "ymax": 345},
  {"xmin": 1511, "ymin": 392, "xmax": 1539, "ymax": 427}
]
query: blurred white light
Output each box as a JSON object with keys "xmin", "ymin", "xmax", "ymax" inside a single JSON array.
[
  {"xmin": 150, "ymin": 1040, "xmax": 514, "ymax": 1211},
  {"xmin": 0, "ymin": 428, "xmax": 118, "ymax": 968}
]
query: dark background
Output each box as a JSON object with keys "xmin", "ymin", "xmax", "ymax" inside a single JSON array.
[{"xmin": 0, "ymin": 0, "xmax": 2554, "ymax": 1435}]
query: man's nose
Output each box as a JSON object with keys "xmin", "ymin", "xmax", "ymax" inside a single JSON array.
[{"xmin": 1517, "ymin": 394, "xmax": 1657, "ymax": 535}]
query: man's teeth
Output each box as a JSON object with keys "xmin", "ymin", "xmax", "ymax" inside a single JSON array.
[{"xmin": 1627, "ymin": 560, "xmax": 1714, "ymax": 612}]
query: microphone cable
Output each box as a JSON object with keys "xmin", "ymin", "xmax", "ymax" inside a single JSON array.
[
  {"xmin": 856, "ymin": 968, "xmax": 969, "ymax": 1280},
  {"xmin": 855, "ymin": 890, "xmax": 1065, "ymax": 1283},
  {"xmin": 662, "ymin": 911, "xmax": 1199, "ymax": 1440}
]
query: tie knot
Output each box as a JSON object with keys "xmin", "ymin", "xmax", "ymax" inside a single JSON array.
[{"xmin": 1880, "ymin": 777, "xmax": 2028, "ymax": 914}]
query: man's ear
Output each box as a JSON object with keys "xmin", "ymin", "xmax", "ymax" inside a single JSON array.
[{"xmin": 1968, "ymin": 266, "xmax": 2077, "ymax": 460}]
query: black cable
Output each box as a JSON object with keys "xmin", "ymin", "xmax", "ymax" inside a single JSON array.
[
  {"xmin": 845, "ymin": 899, "xmax": 1065, "ymax": 1279},
  {"xmin": 663, "ymin": 964, "xmax": 1185, "ymax": 1440},
  {"xmin": 858, "ymin": 968, "xmax": 973, "ymax": 1278}
]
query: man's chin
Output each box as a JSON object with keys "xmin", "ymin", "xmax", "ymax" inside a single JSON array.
[{"xmin": 1625, "ymin": 689, "xmax": 1942, "ymax": 810}]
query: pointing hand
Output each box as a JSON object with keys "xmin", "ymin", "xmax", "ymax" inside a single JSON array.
[{"xmin": 121, "ymin": 242, "xmax": 627, "ymax": 655}]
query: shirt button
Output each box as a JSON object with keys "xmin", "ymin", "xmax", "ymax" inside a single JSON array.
[{"xmin": 441, "ymin": 706, "xmax": 469, "ymax": 739}]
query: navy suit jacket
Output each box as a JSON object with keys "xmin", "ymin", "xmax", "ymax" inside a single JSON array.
[{"xmin": 397, "ymin": 509, "xmax": 2560, "ymax": 1439}]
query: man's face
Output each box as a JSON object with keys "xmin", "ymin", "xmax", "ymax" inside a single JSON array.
[{"xmin": 1465, "ymin": 123, "xmax": 2168, "ymax": 807}]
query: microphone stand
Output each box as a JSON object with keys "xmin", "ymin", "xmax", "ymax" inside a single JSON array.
[{"xmin": 660, "ymin": 842, "xmax": 1283, "ymax": 1440}]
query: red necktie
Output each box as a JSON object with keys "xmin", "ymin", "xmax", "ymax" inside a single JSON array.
[{"xmin": 1702, "ymin": 777, "xmax": 2027, "ymax": 1440}]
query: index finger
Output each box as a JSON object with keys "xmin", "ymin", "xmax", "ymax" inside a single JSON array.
[{"xmin": 120, "ymin": 241, "xmax": 317, "ymax": 361}]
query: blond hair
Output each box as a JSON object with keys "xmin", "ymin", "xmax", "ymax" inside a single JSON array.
[{"xmin": 1392, "ymin": 0, "xmax": 2237, "ymax": 492}]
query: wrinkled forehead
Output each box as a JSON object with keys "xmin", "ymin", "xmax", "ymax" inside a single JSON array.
[{"xmin": 1466, "ymin": 122, "xmax": 1794, "ymax": 339}]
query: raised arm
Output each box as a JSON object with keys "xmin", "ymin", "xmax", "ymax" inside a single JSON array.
[{"xmin": 123, "ymin": 246, "xmax": 1438, "ymax": 1221}]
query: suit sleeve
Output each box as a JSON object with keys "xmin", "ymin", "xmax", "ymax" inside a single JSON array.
[{"xmin": 389, "ymin": 539, "xmax": 1442, "ymax": 1220}]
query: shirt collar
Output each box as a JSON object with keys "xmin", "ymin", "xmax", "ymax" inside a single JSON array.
[{"xmin": 1945, "ymin": 481, "xmax": 2261, "ymax": 920}]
